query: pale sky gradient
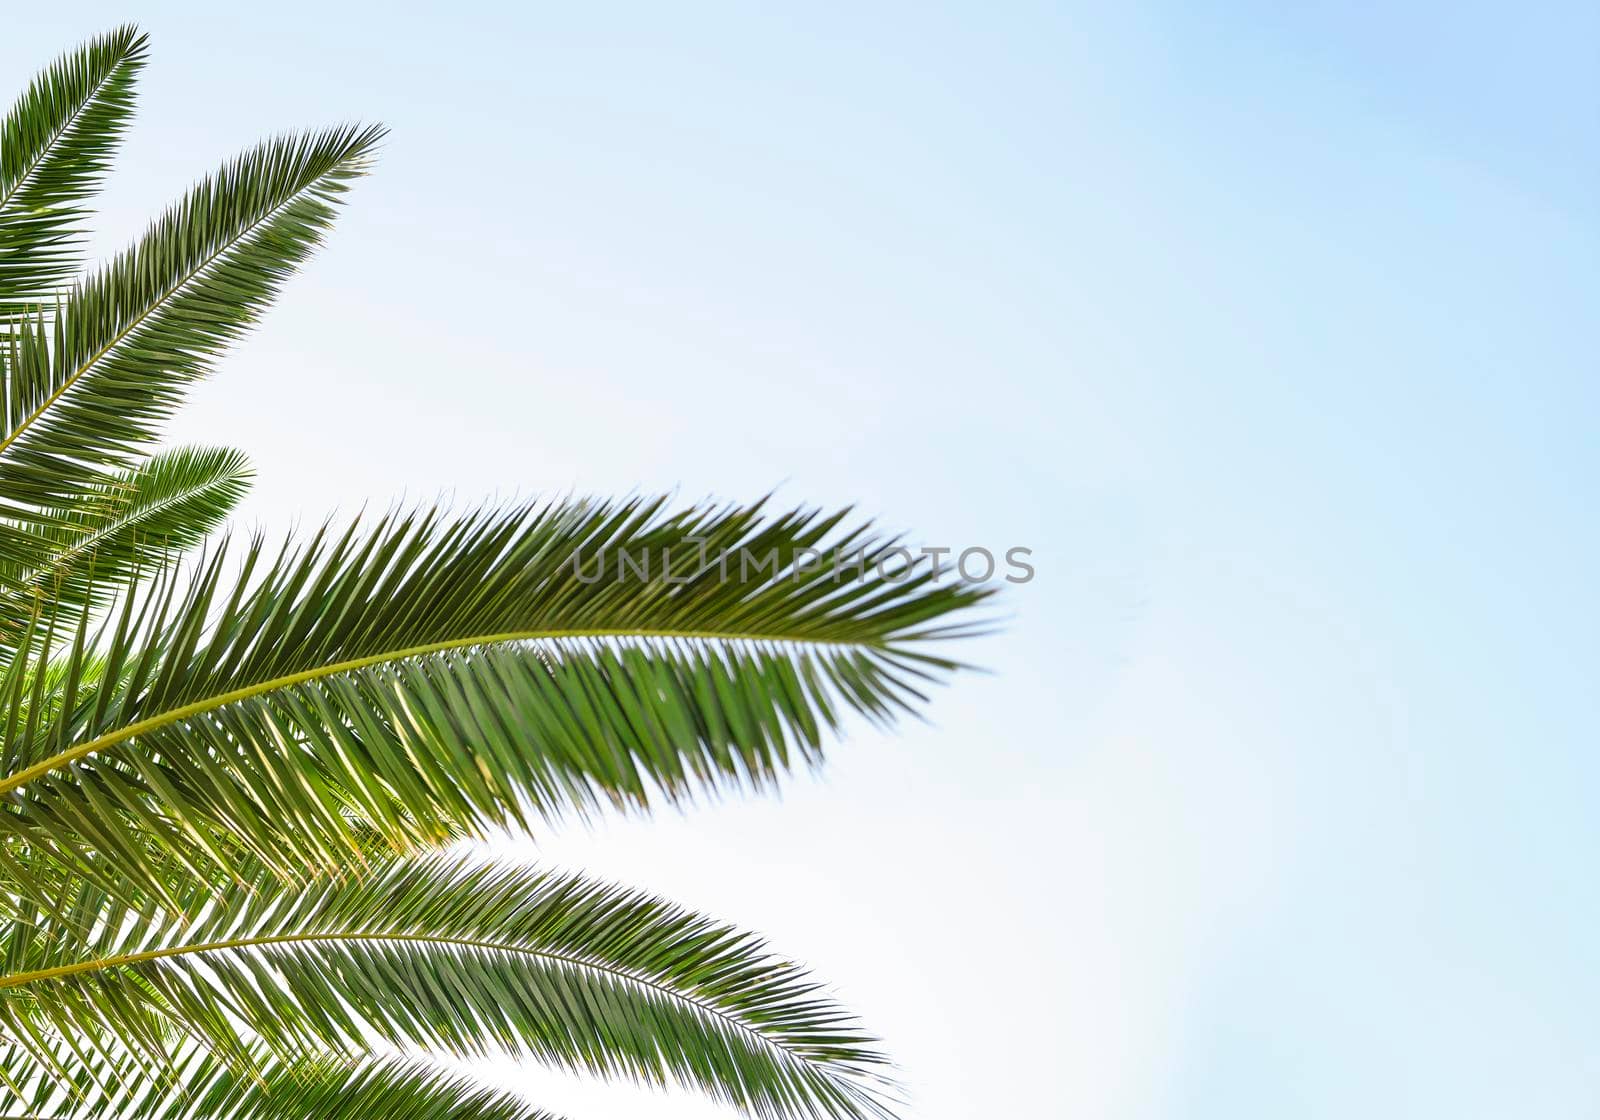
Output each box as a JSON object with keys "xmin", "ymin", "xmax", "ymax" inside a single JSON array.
[{"xmin": 3, "ymin": 4, "xmax": 1597, "ymax": 1117}]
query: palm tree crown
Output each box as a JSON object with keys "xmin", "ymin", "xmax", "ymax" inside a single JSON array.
[{"xmin": 0, "ymin": 27, "xmax": 986, "ymax": 1120}]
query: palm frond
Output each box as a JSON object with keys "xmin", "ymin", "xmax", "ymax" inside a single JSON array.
[
  {"xmin": 0, "ymin": 1040, "xmax": 559, "ymax": 1120},
  {"xmin": 0, "ymin": 26, "xmax": 147, "ymax": 323},
  {"xmin": 0, "ymin": 124, "xmax": 380, "ymax": 539},
  {"xmin": 0, "ymin": 852, "xmax": 891, "ymax": 1120},
  {"xmin": 0, "ymin": 499, "xmax": 986, "ymax": 892},
  {"xmin": 0, "ymin": 446, "xmax": 251, "ymax": 648}
]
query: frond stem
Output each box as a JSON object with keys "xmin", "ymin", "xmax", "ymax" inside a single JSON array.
[
  {"xmin": 0, "ymin": 929, "xmax": 803, "ymax": 1067},
  {"xmin": 0, "ymin": 627, "xmax": 883, "ymax": 796}
]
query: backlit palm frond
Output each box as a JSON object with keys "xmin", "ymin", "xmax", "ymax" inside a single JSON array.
[
  {"xmin": 0, "ymin": 852, "xmax": 891, "ymax": 1120},
  {"xmin": 0, "ymin": 26, "xmax": 147, "ymax": 324},
  {"xmin": 0, "ymin": 498, "xmax": 987, "ymax": 895}
]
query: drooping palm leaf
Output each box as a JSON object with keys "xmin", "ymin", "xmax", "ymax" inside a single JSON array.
[
  {"xmin": 0, "ymin": 498, "xmax": 985, "ymax": 896},
  {"xmin": 0, "ymin": 852, "xmax": 893, "ymax": 1120}
]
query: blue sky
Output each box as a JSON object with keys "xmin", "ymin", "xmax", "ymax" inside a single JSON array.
[{"xmin": 3, "ymin": 3, "xmax": 1596, "ymax": 1116}]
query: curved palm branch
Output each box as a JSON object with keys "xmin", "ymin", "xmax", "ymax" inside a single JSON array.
[
  {"xmin": 1, "ymin": 499, "xmax": 985, "ymax": 896},
  {"xmin": 0, "ymin": 853, "xmax": 893, "ymax": 1120}
]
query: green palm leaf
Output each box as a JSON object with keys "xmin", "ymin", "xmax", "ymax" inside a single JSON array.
[
  {"xmin": 0, "ymin": 124, "xmax": 379, "ymax": 540},
  {"xmin": 0, "ymin": 1041, "xmax": 559, "ymax": 1120},
  {"xmin": 0, "ymin": 446, "xmax": 251, "ymax": 648},
  {"xmin": 0, "ymin": 26, "xmax": 147, "ymax": 324},
  {"xmin": 0, "ymin": 499, "xmax": 984, "ymax": 894},
  {"xmin": 0, "ymin": 853, "xmax": 893, "ymax": 1120}
]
